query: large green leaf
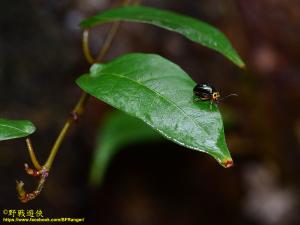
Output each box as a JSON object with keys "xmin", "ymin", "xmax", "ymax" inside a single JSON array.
[
  {"xmin": 77, "ymin": 53, "xmax": 233, "ymax": 168},
  {"xmin": 80, "ymin": 6, "xmax": 245, "ymax": 68},
  {"xmin": 90, "ymin": 110, "xmax": 161, "ymax": 186},
  {"xmin": 0, "ymin": 119, "xmax": 36, "ymax": 141}
]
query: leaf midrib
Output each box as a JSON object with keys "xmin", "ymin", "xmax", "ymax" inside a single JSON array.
[
  {"xmin": 93, "ymin": 72, "xmax": 209, "ymax": 138},
  {"xmin": 90, "ymin": 7, "xmax": 223, "ymax": 45},
  {"xmin": 90, "ymin": 7, "xmax": 208, "ymax": 30},
  {"xmin": 0, "ymin": 123, "xmax": 27, "ymax": 134}
]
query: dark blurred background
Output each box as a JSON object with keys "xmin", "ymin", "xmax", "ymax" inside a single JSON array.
[{"xmin": 0, "ymin": 0, "xmax": 299, "ymax": 224}]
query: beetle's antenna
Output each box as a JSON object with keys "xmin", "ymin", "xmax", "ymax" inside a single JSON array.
[{"xmin": 217, "ymin": 93, "xmax": 238, "ymax": 103}]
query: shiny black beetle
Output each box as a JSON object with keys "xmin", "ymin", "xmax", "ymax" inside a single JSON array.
[{"xmin": 193, "ymin": 83, "xmax": 237, "ymax": 109}]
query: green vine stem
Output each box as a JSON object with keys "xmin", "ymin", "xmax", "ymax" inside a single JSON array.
[
  {"xmin": 82, "ymin": 29, "xmax": 95, "ymax": 64},
  {"xmin": 96, "ymin": 22, "xmax": 121, "ymax": 61},
  {"xmin": 44, "ymin": 92, "xmax": 89, "ymax": 169},
  {"xmin": 16, "ymin": 0, "xmax": 136, "ymax": 203},
  {"xmin": 25, "ymin": 138, "xmax": 42, "ymax": 170}
]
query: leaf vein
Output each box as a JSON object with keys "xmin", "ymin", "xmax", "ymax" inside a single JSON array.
[{"xmin": 100, "ymin": 73, "xmax": 206, "ymax": 136}]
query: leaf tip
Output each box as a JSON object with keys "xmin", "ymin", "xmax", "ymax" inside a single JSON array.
[
  {"xmin": 27, "ymin": 122, "xmax": 36, "ymax": 134},
  {"xmin": 232, "ymin": 56, "xmax": 246, "ymax": 69},
  {"xmin": 238, "ymin": 61, "xmax": 246, "ymax": 69},
  {"xmin": 79, "ymin": 20, "xmax": 89, "ymax": 28},
  {"xmin": 222, "ymin": 159, "xmax": 234, "ymax": 168}
]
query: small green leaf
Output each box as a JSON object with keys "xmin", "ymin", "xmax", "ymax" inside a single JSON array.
[
  {"xmin": 90, "ymin": 110, "xmax": 161, "ymax": 186},
  {"xmin": 80, "ymin": 6, "xmax": 245, "ymax": 68},
  {"xmin": 77, "ymin": 53, "xmax": 233, "ymax": 168},
  {"xmin": 0, "ymin": 119, "xmax": 36, "ymax": 141}
]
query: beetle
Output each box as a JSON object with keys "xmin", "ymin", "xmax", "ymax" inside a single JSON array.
[{"xmin": 193, "ymin": 83, "xmax": 237, "ymax": 109}]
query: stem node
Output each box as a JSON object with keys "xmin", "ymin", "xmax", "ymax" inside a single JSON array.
[{"xmin": 16, "ymin": 0, "xmax": 136, "ymax": 203}]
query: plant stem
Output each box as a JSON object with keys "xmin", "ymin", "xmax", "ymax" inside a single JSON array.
[
  {"xmin": 44, "ymin": 92, "xmax": 89, "ymax": 169},
  {"xmin": 82, "ymin": 29, "xmax": 95, "ymax": 64},
  {"xmin": 26, "ymin": 138, "xmax": 42, "ymax": 170},
  {"xmin": 96, "ymin": 22, "xmax": 121, "ymax": 61},
  {"xmin": 18, "ymin": 0, "xmax": 139, "ymax": 203},
  {"xmin": 45, "ymin": 13, "xmax": 124, "ymax": 169}
]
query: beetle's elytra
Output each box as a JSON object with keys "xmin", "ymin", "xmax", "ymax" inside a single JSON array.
[{"xmin": 193, "ymin": 83, "xmax": 237, "ymax": 109}]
